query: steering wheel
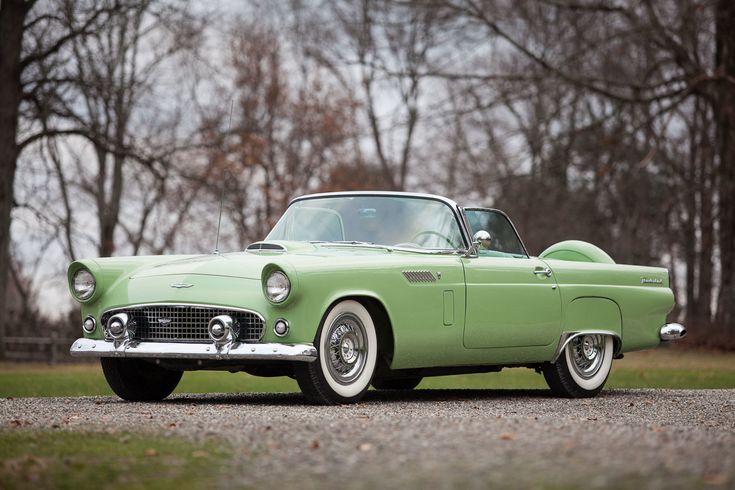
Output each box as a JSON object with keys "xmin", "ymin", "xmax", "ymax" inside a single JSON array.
[{"xmin": 410, "ymin": 230, "xmax": 456, "ymax": 248}]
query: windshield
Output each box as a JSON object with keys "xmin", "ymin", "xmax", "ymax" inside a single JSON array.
[{"xmin": 266, "ymin": 195, "xmax": 466, "ymax": 250}]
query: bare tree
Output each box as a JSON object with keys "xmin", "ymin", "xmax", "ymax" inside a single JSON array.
[
  {"xmin": 293, "ymin": 0, "xmax": 456, "ymax": 190},
  {"xmin": 0, "ymin": 0, "xmax": 122, "ymax": 356},
  {"xmin": 39, "ymin": 0, "xmax": 206, "ymax": 257},
  {"xmin": 203, "ymin": 21, "xmax": 361, "ymax": 246}
]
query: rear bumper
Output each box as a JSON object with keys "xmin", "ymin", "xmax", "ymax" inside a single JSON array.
[
  {"xmin": 69, "ymin": 338, "xmax": 317, "ymax": 362},
  {"xmin": 659, "ymin": 323, "xmax": 687, "ymax": 341}
]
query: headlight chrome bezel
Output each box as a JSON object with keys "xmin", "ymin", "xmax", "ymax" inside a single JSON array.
[
  {"xmin": 265, "ymin": 270, "xmax": 291, "ymax": 304},
  {"xmin": 72, "ymin": 268, "xmax": 96, "ymax": 301}
]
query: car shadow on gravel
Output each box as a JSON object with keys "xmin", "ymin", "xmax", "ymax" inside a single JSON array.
[{"xmin": 152, "ymin": 388, "xmax": 570, "ymax": 406}]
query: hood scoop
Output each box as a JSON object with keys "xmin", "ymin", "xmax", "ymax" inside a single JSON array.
[{"xmin": 247, "ymin": 242, "xmax": 287, "ymax": 253}]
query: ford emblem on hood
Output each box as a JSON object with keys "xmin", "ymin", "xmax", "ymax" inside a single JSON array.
[{"xmin": 170, "ymin": 283, "xmax": 194, "ymax": 289}]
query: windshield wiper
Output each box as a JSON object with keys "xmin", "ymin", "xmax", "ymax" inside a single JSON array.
[
  {"xmin": 309, "ymin": 241, "xmax": 459, "ymax": 255},
  {"xmin": 309, "ymin": 240, "xmax": 375, "ymax": 245}
]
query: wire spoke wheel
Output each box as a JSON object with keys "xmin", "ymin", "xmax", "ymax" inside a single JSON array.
[
  {"xmin": 542, "ymin": 333, "xmax": 614, "ymax": 398},
  {"xmin": 326, "ymin": 313, "xmax": 368, "ymax": 385},
  {"xmin": 569, "ymin": 334, "xmax": 605, "ymax": 380},
  {"xmin": 294, "ymin": 300, "xmax": 377, "ymax": 404}
]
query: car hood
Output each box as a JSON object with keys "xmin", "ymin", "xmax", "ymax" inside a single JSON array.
[
  {"xmin": 130, "ymin": 253, "xmax": 272, "ymax": 280},
  {"xmin": 128, "ymin": 240, "xmax": 428, "ymax": 280}
]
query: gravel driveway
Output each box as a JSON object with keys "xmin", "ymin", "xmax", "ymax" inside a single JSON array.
[{"xmin": 2, "ymin": 389, "xmax": 734, "ymax": 489}]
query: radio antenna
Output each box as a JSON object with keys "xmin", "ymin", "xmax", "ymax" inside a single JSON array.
[{"xmin": 213, "ymin": 100, "xmax": 234, "ymax": 255}]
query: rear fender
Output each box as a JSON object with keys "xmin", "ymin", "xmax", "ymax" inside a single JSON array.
[{"xmin": 554, "ymin": 297, "xmax": 623, "ymax": 361}]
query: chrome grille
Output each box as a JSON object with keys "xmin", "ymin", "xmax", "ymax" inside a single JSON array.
[{"xmin": 101, "ymin": 304, "xmax": 264, "ymax": 343}]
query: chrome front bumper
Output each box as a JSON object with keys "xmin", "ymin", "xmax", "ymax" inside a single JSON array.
[
  {"xmin": 69, "ymin": 338, "xmax": 317, "ymax": 362},
  {"xmin": 659, "ymin": 323, "xmax": 687, "ymax": 341}
]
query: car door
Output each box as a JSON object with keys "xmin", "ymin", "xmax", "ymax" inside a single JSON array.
[{"xmin": 461, "ymin": 208, "xmax": 562, "ymax": 348}]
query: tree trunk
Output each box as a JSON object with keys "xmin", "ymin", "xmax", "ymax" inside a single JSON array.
[
  {"xmin": 698, "ymin": 103, "xmax": 715, "ymax": 323},
  {"xmin": 0, "ymin": 0, "xmax": 33, "ymax": 358},
  {"xmin": 715, "ymin": 0, "xmax": 735, "ymax": 329}
]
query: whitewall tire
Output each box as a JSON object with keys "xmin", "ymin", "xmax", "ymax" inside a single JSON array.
[
  {"xmin": 543, "ymin": 334, "xmax": 614, "ymax": 398},
  {"xmin": 294, "ymin": 300, "xmax": 377, "ymax": 404}
]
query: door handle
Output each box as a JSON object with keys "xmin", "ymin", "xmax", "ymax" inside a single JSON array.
[{"xmin": 534, "ymin": 267, "xmax": 552, "ymax": 278}]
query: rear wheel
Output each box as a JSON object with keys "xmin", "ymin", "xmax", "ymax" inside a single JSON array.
[
  {"xmin": 101, "ymin": 358, "xmax": 182, "ymax": 401},
  {"xmin": 372, "ymin": 377, "xmax": 422, "ymax": 390},
  {"xmin": 294, "ymin": 300, "xmax": 377, "ymax": 405},
  {"xmin": 542, "ymin": 334, "xmax": 613, "ymax": 398}
]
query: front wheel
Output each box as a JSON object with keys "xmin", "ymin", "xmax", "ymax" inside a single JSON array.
[
  {"xmin": 101, "ymin": 358, "xmax": 182, "ymax": 401},
  {"xmin": 294, "ymin": 300, "xmax": 378, "ymax": 405},
  {"xmin": 542, "ymin": 334, "xmax": 613, "ymax": 398}
]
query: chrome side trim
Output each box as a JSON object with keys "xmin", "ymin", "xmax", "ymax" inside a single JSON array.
[
  {"xmin": 552, "ymin": 331, "xmax": 622, "ymax": 363},
  {"xmin": 660, "ymin": 323, "xmax": 687, "ymax": 341},
  {"xmin": 69, "ymin": 338, "xmax": 317, "ymax": 362}
]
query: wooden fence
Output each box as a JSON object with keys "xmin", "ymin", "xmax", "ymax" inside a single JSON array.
[{"xmin": 1, "ymin": 335, "xmax": 81, "ymax": 364}]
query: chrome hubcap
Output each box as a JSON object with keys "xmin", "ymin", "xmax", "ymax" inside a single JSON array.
[
  {"xmin": 326, "ymin": 313, "xmax": 367, "ymax": 384},
  {"xmin": 569, "ymin": 335, "xmax": 605, "ymax": 379}
]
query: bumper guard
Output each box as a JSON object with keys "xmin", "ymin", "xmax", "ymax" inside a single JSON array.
[{"xmin": 659, "ymin": 323, "xmax": 687, "ymax": 341}]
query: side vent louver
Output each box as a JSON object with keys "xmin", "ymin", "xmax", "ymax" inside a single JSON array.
[
  {"xmin": 402, "ymin": 270, "xmax": 436, "ymax": 283},
  {"xmin": 247, "ymin": 242, "xmax": 287, "ymax": 252}
]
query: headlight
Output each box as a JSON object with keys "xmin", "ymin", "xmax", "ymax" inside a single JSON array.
[
  {"xmin": 72, "ymin": 269, "xmax": 96, "ymax": 300},
  {"xmin": 265, "ymin": 270, "xmax": 290, "ymax": 303}
]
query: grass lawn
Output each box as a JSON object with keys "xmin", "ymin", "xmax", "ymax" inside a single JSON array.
[
  {"xmin": 0, "ymin": 431, "xmax": 229, "ymax": 490},
  {"xmin": 0, "ymin": 347, "xmax": 733, "ymax": 398}
]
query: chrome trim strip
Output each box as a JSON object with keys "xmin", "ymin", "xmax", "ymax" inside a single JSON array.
[
  {"xmin": 69, "ymin": 338, "xmax": 317, "ymax": 362},
  {"xmin": 102, "ymin": 302, "xmax": 264, "ymax": 320},
  {"xmin": 552, "ymin": 330, "xmax": 622, "ymax": 363},
  {"xmin": 292, "ymin": 190, "xmax": 461, "ymax": 210},
  {"xmin": 660, "ymin": 323, "xmax": 687, "ymax": 341}
]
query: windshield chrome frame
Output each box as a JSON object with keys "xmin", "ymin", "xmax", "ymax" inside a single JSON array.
[{"xmin": 287, "ymin": 191, "xmax": 471, "ymax": 252}]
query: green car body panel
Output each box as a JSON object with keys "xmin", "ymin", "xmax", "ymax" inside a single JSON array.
[{"xmin": 69, "ymin": 224, "xmax": 675, "ymax": 371}]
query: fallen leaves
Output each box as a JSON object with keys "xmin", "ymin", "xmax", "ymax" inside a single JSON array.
[{"xmin": 703, "ymin": 473, "xmax": 729, "ymax": 486}]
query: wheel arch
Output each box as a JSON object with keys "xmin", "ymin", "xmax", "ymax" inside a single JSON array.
[
  {"xmin": 552, "ymin": 330, "xmax": 622, "ymax": 363},
  {"xmin": 556, "ymin": 296, "xmax": 623, "ymax": 361},
  {"xmin": 318, "ymin": 293, "xmax": 395, "ymax": 370}
]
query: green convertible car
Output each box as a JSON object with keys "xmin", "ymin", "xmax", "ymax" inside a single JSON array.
[{"xmin": 69, "ymin": 191, "xmax": 686, "ymax": 404}]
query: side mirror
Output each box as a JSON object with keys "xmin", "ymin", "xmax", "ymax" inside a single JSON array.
[
  {"xmin": 473, "ymin": 230, "xmax": 492, "ymax": 250},
  {"xmin": 465, "ymin": 230, "xmax": 492, "ymax": 257}
]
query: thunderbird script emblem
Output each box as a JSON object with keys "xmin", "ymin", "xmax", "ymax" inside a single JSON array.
[{"xmin": 170, "ymin": 282, "xmax": 193, "ymax": 289}]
